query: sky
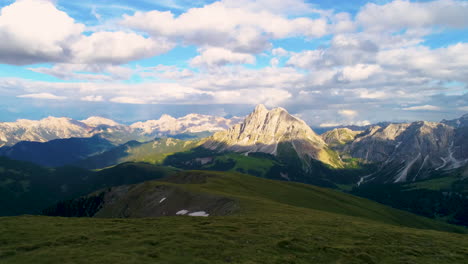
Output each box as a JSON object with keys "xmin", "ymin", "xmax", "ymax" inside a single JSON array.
[{"xmin": 0, "ymin": 0, "xmax": 467, "ymax": 126}]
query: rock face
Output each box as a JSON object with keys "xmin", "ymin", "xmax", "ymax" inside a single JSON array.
[
  {"xmin": 442, "ymin": 114, "xmax": 468, "ymax": 128},
  {"xmin": 0, "ymin": 117, "xmax": 92, "ymax": 147},
  {"xmin": 321, "ymin": 128, "xmax": 362, "ymax": 147},
  {"xmin": 203, "ymin": 105, "xmax": 338, "ymax": 167},
  {"xmin": 342, "ymin": 121, "xmax": 468, "ymax": 183}
]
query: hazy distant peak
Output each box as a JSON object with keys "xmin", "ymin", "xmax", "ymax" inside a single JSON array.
[{"xmin": 81, "ymin": 116, "xmax": 121, "ymax": 127}]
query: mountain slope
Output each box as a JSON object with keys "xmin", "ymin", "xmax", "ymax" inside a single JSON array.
[
  {"xmin": 44, "ymin": 170, "xmax": 464, "ymax": 233},
  {"xmin": 6, "ymin": 170, "xmax": 467, "ymax": 263},
  {"xmin": 321, "ymin": 128, "xmax": 362, "ymax": 147},
  {"xmin": 203, "ymin": 104, "xmax": 340, "ymax": 168},
  {"xmin": 0, "ymin": 157, "xmax": 177, "ymax": 216},
  {"xmin": 0, "ymin": 135, "xmax": 114, "ymax": 167},
  {"xmin": 336, "ymin": 121, "xmax": 468, "ymax": 183},
  {"xmin": 76, "ymin": 137, "xmax": 200, "ymax": 169}
]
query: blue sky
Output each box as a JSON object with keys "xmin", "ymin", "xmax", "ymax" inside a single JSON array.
[{"xmin": 0, "ymin": 0, "xmax": 467, "ymax": 126}]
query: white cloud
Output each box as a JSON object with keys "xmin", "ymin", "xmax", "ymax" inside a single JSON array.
[
  {"xmin": 319, "ymin": 120, "xmax": 371, "ymax": 128},
  {"xmin": 332, "ymin": 12, "xmax": 356, "ymax": 33},
  {"xmin": 213, "ymin": 88, "xmax": 291, "ymax": 106},
  {"xmin": 0, "ymin": 0, "xmax": 173, "ymax": 66},
  {"xmin": 0, "ymin": 0, "xmax": 84, "ymax": 64},
  {"xmin": 338, "ymin": 109, "xmax": 358, "ymax": 118},
  {"xmin": 29, "ymin": 64, "xmax": 134, "ymax": 81},
  {"xmin": 458, "ymin": 106, "xmax": 468, "ymax": 111},
  {"xmin": 272, "ymin": 47, "xmax": 289, "ymax": 57},
  {"xmin": 357, "ymin": 89, "xmax": 387, "ymax": 99},
  {"xmin": 17, "ymin": 92, "xmax": 66, "ymax": 100},
  {"xmin": 403, "ymin": 105, "xmax": 442, "ymax": 111},
  {"xmin": 190, "ymin": 47, "xmax": 255, "ymax": 68},
  {"xmin": 287, "ymin": 34, "xmax": 379, "ymax": 70},
  {"xmin": 222, "ymin": 0, "xmax": 315, "ymax": 15},
  {"xmin": 270, "ymin": 58, "xmax": 279, "ymax": 67},
  {"xmin": 122, "ymin": 1, "xmax": 328, "ymax": 54},
  {"xmin": 81, "ymin": 95, "xmax": 104, "ymax": 102},
  {"xmin": 377, "ymin": 43, "xmax": 468, "ymax": 82},
  {"xmin": 71, "ymin": 32, "xmax": 173, "ymax": 64},
  {"xmin": 358, "ymin": 0, "xmax": 468, "ymax": 32},
  {"xmin": 319, "ymin": 122, "xmax": 342, "ymax": 128},
  {"xmin": 188, "ymin": 66, "xmax": 305, "ymax": 91},
  {"xmin": 339, "ymin": 64, "xmax": 381, "ymax": 82},
  {"xmin": 110, "ymin": 96, "xmax": 147, "ymax": 104}
]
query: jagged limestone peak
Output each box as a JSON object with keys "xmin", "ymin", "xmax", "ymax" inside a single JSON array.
[{"xmin": 203, "ymin": 105, "xmax": 339, "ymax": 167}]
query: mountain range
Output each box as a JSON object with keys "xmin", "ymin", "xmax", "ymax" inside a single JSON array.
[
  {"xmin": 2, "ymin": 105, "xmax": 468, "ymax": 263},
  {"xmin": 1, "ymin": 105, "xmax": 467, "ymax": 184},
  {"xmin": 1, "ymin": 105, "xmax": 468, "ymax": 224},
  {"xmin": 0, "ymin": 114, "xmax": 243, "ymax": 147}
]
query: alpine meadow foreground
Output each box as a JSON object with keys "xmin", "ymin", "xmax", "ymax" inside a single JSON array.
[{"xmin": 1, "ymin": 171, "xmax": 467, "ymax": 263}]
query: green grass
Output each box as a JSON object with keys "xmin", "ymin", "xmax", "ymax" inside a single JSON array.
[
  {"xmin": 408, "ymin": 176, "xmax": 458, "ymax": 191},
  {"xmin": 204, "ymin": 153, "xmax": 277, "ymax": 176},
  {"xmin": 1, "ymin": 171, "xmax": 468, "ymax": 263},
  {"xmin": 1, "ymin": 213, "xmax": 467, "ymax": 263}
]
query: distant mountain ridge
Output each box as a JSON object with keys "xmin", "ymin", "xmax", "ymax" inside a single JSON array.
[
  {"xmin": 324, "ymin": 120, "xmax": 468, "ymax": 184},
  {"xmin": 0, "ymin": 114, "xmax": 243, "ymax": 147}
]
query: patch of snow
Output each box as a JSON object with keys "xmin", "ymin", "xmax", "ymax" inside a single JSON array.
[
  {"xmin": 159, "ymin": 197, "xmax": 166, "ymax": 203},
  {"xmin": 188, "ymin": 211, "xmax": 209, "ymax": 217},
  {"xmin": 176, "ymin": 210, "xmax": 189, "ymax": 215},
  {"xmin": 280, "ymin": 172, "xmax": 290, "ymax": 181}
]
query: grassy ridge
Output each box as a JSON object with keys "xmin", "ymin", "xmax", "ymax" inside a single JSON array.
[
  {"xmin": 0, "ymin": 157, "xmax": 178, "ymax": 216},
  {"xmin": 1, "ymin": 170, "xmax": 467, "ymax": 263}
]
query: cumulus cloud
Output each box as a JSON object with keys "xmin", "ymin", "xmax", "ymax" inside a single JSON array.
[
  {"xmin": 403, "ymin": 105, "xmax": 442, "ymax": 111},
  {"xmin": 71, "ymin": 32, "xmax": 173, "ymax": 65},
  {"xmin": 377, "ymin": 43, "xmax": 468, "ymax": 82},
  {"xmin": 122, "ymin": 1, "xmax": 328, "ymax": 54},
  {"xmin": 0, "ymin": 0, "xmax": 84, "ymax": 64},
  {"xmin": 0, "ymin": 0, "xmax": 172, "ymax": 66},
  {"xmin": 190, "ymin": 47, "xmax": 255, "ymax": 68},
  {"xmin": 357, "ymin": 0, "xmax": 468, "ymax": 32},
  {"xmin": 287, "ymin": 34, "xmax": 379, "ymax": 70},
  {"xmin": 339, "ymin": 64, "xmax": 382, "ymax": 82},
  {"xmin": 222, "ymin": 0, "xmax": 315, "ymax": 15},
  {"xmin": 17, "ymin": 92, "xmax": 66, "ymax": 100},
  {"xmin": 270, "ymin": 58, "xmax": 279, "ymax": 67},
  {"xmin": 271, "ymin": 47, "xmax": 289, "ymax": 57},
  {"xmin": 29, "ymin": 64, "xmax": 134, "ymax": 81},
  {"xmin": 338, "ymin": 109, "xmax": 358, "ymax": 118},
  {"xmin": 213, "ymin": 88, "xmax": 291, "ymax": 106}
]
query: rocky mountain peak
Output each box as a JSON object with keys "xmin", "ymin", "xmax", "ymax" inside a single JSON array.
[
  {"xmin": 203, "ymin": 105, "xmax": 337, "ymax": 167},
  {"xmin": 81, "ymin": 116, "xmax": 121, "ymax": 127},
  {"xmin": 253, "ymin": 104, "xmax": 268, "ymax": 114}
]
